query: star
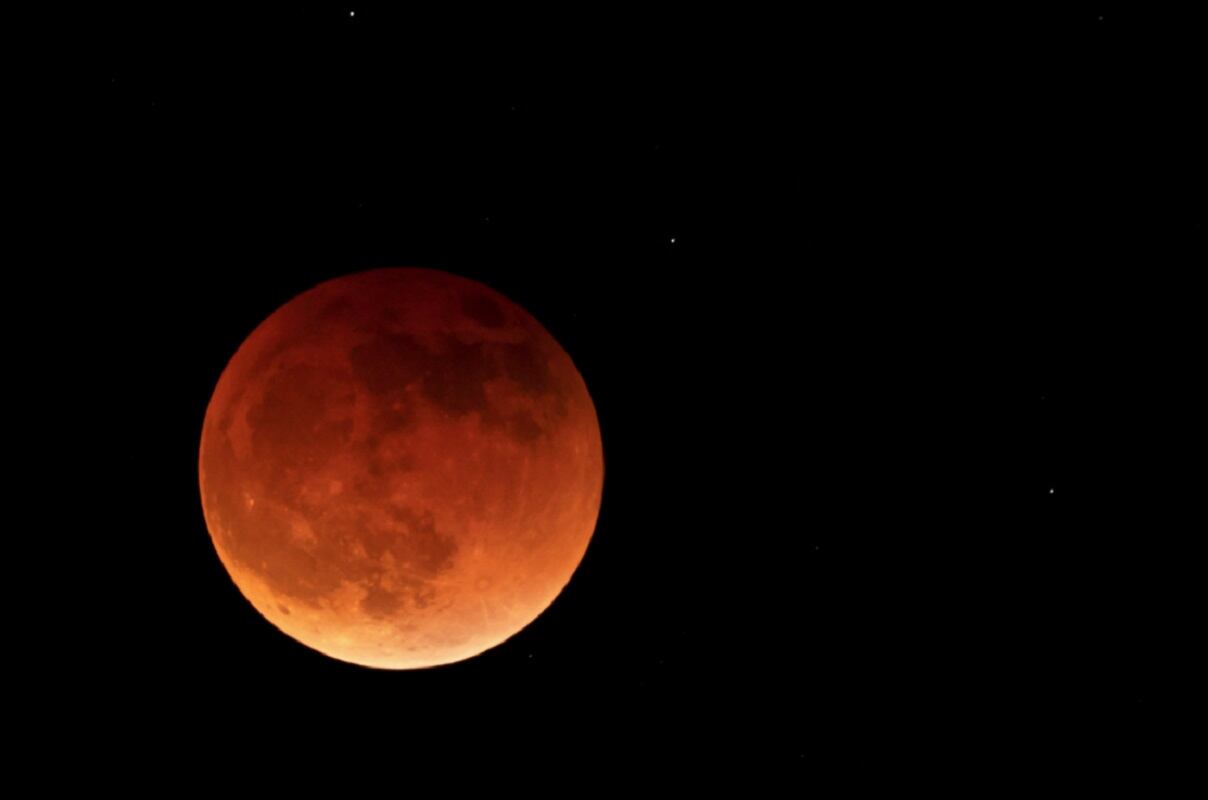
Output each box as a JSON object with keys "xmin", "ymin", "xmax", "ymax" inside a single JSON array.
[
  {"xmin": 1049, "ymin": 488, "xmax": 1055, "ymax": 495},
  {"xmin": 350, "ymin": 11, "xmax": 356, "ymax": 17},
  {"xmin": 670, "ymin": 237, "xmax": 677, "ymax": 244}
]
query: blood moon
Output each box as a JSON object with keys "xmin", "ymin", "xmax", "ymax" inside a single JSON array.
[{"xmin": 198, "ymin": 268, "xmax": 603, "ymax": 669}]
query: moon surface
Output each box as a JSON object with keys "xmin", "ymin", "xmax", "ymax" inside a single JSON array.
[{"xmin": 198, "ymin": 268, "xmax": 604, "ymax": 669}]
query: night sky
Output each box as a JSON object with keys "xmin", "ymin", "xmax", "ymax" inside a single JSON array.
[{"xmin": 50, "ymin": 6, "xmax": 1200, "ymax": 774}]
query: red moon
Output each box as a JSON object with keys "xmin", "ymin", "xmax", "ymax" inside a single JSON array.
[{"xmin": 198, "ymin": 268, "xmax": 604, "ymax": 669}]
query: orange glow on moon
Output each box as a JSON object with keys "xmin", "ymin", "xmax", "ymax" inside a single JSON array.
[{"xmin": 198, "ymin": 268, "xmax": 604, "ymax": 669}]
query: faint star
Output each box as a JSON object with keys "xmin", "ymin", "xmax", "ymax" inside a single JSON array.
[
  {"xmin": 1049, "ymin": 488, "xmax": 1055, "ymax": 495},
  {"xmin": 670, "ymin": 237, "xmax": 677, "ymax": 244}
]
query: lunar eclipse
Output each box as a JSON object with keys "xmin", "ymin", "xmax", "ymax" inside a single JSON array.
[{"xmin": 198, "ymin": 268, "xmax": 604, "ymax": 669}]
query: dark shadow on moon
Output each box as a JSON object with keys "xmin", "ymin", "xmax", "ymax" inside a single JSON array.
[{"xmin": 461, "ymin": 290, "xmax": 506, "ymax": 328}]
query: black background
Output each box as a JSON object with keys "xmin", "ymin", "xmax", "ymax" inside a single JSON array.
[{"xmin": 44, "ymin": 5, "xmax": 1202, "ymax": 774}]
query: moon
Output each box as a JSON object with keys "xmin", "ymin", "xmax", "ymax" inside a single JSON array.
[{"xmin": 198, "ymin": 268, "xmax": 604, "ymax": 669}]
